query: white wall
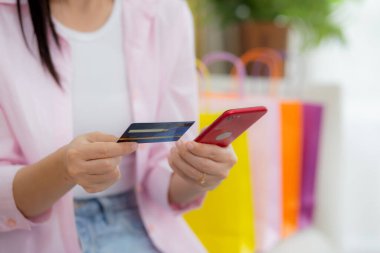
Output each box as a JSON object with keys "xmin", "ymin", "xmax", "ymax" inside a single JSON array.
[{"xmin": 300, "ymin": 0, "xmax": 380, "ymax": 252}]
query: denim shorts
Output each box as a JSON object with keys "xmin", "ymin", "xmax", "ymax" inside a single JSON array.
[{"xmin": 74, "ymin": 190, "xmax": 160, "ymax": 253}]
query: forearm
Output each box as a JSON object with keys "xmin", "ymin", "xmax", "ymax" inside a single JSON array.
[
  {"xmin": 13, "ymin": 146, "xmax": 75, "ymax": 218},
  {"xmin": 168, "ymin": 172, "xmax": 207, "ymax": 206}
]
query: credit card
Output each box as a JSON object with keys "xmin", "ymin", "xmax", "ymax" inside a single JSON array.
[{"xmin": 117, "ymin": 121, "xmax": 195, "ymax": 143}]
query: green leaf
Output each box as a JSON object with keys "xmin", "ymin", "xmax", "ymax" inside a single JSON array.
[{"xmin": 201, "ymin": 0, "xmax": 347, "ymax": 48}]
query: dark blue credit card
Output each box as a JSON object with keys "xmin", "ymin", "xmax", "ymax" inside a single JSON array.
[{"xmin": 117, "ymin": 121, "xmax": 195, "ymax": 143}]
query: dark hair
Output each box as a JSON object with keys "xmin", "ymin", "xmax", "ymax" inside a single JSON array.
[{"xmin": 16, "ymin": 0, "xmax": 61, "ymax": 85}]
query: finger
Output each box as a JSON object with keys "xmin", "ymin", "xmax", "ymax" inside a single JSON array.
[
  {"xmin": 81, "ymin": 142, "xmax": 138, "ymax": 160},
  {"xmin": 185, "ymin": 141, "xmax": 233, "ymax": 163},
  {"xmin": 82, "ymin": 156, "xmax": 122, "ymax": 175},
  {"xmin": 81, "ymin": 179, "xmax": 117, "ymax": 193},
  {"xmin": 80, "ymin": 167, "xmax": 121, "ymax": 185},
  {"xmin": 169, "ymin": 147, "xmax": 204, "ymax": 182},
  {"xmin": 169, "ymin": 156, "xmax": 198, "ymax": 186},
  {"xmin": 176, "ymin": 143, "xmax": 227, "ymax": 177},
  {"xmin": 82, "ymin": 185, "xmax": 109, "ymax": 194},
  {"xmin": 85, "ymin": 131, "xmax": 118, "ymax": 143}
]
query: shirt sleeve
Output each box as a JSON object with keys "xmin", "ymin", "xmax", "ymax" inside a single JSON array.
[
  {"xmin": 143, "ymin": 1, "xmax": 204, "ymax": 215},
  {"xmin": 0, "ymin": 105, "xmax": 52, "ymax": 232}
]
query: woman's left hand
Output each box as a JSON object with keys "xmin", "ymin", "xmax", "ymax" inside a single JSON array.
[{"xmin": 168, "ymin": 140, "xmax": 237, "ymax": 191}]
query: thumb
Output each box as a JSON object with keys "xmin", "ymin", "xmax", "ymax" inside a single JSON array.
[{"xmin": 85, "ymin": 131, "xmax": 118, "ymax": 143}]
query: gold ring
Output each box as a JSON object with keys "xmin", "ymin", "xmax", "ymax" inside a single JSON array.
[{"xmin": 199, "ymin": 172, "xmax": 206, "ymax": 185}]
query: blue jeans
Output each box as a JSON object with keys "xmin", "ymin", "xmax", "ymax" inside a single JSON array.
[{"xmin": 74, "ymin": 190, "xmax": 160, "ymax": 253}]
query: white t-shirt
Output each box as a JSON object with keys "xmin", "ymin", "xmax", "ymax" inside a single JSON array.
[{"xmin": 54, "ymin": 0, "xmax": 135, "ymax": 199}]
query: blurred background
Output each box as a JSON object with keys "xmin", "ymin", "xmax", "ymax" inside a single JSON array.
[{"xmin": 182, "ymin": 0, "xmax": 380, "ymax": 253}]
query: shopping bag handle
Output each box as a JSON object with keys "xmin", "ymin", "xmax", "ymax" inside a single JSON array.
[
  {"xmin": 240, "ymin": 48, "xmax": 283, "ymax": 78},
  {"xmin": 234, "ymin": 48, "xmax": 283, "ymax": 95},
  {"xmin": 201, "ymin": 51, "xmax": 246, "ymax": 98}
]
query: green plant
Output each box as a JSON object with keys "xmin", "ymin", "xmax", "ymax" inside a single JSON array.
[{"xmin": 204, "ymin": 0, "xmax": 345, "ymax": 48}]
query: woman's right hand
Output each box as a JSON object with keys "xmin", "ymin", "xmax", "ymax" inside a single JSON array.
[{"xmin": 62, "ymin": 132, "xmax": 138, "ymax": 193}]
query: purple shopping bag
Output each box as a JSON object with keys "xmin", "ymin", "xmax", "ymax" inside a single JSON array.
[{"xmin": 299, "ymin": 103, "xmax": 323, "ymax": 229}]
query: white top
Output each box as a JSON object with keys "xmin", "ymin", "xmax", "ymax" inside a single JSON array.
[{"xmin": 54, "ymin": 0, "xmax": 135, "ymax": 199}]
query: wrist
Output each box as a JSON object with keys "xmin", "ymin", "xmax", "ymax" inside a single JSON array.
[
  {"xmin": 169, "ymin": 173, "xmax": 207, "ymax": 208},
  {"xmin": 56, "ymin": 145, "xmax": 76, "ymax": 187},
  {"xmin": 174, "ymin": 172, "xmax": 208, "ymax": 193}
]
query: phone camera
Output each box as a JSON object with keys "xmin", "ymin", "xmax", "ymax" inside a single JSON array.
[{"xmin": 227, "ymin": 115, "xmax": 241, "ymax": 121}]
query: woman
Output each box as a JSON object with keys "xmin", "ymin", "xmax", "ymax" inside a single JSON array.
[{"xmin": 0, "ymin": 0, "xmax": 237, "ymax": 252}]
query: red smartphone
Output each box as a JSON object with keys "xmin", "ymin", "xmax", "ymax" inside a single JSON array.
[{"xmin": 194, "ymin": 106, "xmax": 267, "ymax": 147}]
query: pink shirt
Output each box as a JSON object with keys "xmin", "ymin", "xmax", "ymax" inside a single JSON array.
[{"xmin": 0, "ymin": 0, "xmax": 206, "ymax": 252}]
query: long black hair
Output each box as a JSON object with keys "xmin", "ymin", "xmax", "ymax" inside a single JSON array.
[{"xmin": 16, "ymin": 0, "xmax": 61, "ymax": 85}]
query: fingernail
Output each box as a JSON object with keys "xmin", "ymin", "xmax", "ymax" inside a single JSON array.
[{"xmin": 187, "ymin": 142, "xmax": 194, "ymax": 150}]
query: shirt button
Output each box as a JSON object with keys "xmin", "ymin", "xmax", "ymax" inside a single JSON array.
[{"xmin": 6, "ymin": 218, "xmax": 17, "ymax": 228}]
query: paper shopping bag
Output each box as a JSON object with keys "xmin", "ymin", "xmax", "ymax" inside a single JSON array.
[
  {"xmin": 237, "ymin": 48, "xmax": 284, "ymax": 250},
  {"xmin": 299, "ymin": 103, "xmax": 323, "ymax": 229},
  {"xmin": 247, "ymin": 97, "xmax": 282, "ymax": 251},
  {"xmin": 184, "ymin": 112, "xmax": 255, "ymax": 253},
  {"xmin": 280, "ymin": 101, "xmax": 303, "ymax": 237}
]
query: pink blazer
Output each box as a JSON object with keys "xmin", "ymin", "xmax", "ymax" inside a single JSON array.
[{"xmin": 0, "ymin": 0, "xmax": 206, "ymax": 252}]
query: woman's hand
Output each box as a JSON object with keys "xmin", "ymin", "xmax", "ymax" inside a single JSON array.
[
  {"xmin": 62, "ymin": 132, "xmax": 138, "ymax": 193},
  {"xmin": 168, "ymin": 140, "xmax": 237, "ymax": 191}
]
